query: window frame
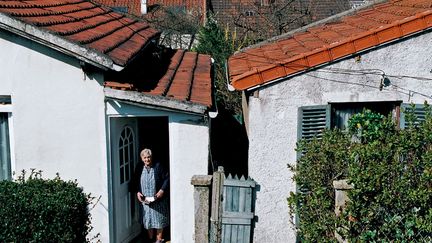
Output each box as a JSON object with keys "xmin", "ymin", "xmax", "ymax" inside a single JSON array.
[
  {"xmin": 0, "ymin": 101, "xmax": 14, "ymax": 180},
  {"xmin": 298, "ymin": 101, "xmax": 423, "ymax": 143},
  {"xmin": 118, "ymin": 125, "xmax": 135, "ymax": 185}
]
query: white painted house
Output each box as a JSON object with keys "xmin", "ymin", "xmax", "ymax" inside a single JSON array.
[
  {"xmin": 228, "ymin": 0, "xmax": 432, "ymax": 242},
  {"xmin": 0, "ymin": 1, "xmax": 213, "ymax": 242}
]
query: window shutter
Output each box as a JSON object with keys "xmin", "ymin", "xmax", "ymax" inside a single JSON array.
[
  {"xmin": 0, "ymin": 113, "xmax": 11, "ymax": 180},
  {"xmin": 400, "ymin": 103, "xmax": 426, "ymax": 129},
  {"xmin": 298, "ymin": 105, "xmax": 331, "ymax": 142}
]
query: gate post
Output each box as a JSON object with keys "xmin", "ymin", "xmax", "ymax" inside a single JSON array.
[
  {"xmin": 210, "ymin": 166, "xmax": 224, "ymax": 243},
  {"xmin": 191, "ymin": 175, "xmax": 213, "ymax": 243},
  {"xmin": 333, "ymin": 179, "xmax": 353, "ymax": 243}
]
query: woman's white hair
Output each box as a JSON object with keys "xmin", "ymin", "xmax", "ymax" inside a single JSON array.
[{"xmin": 140, "ymin": 148, "xmax": 152, "ymax": 157}]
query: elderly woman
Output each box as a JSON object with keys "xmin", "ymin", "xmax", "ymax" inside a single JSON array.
[{"xmin": 133, "ymin": 148, "xmax": 169, "ymax": 243}]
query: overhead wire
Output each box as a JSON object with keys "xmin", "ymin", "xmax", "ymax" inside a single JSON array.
[{"xmin": 229, "ymin": 44, "xmax": 432, "ymax": 98}]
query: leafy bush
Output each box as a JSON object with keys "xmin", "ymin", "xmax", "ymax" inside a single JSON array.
[
  {"xmin": 289, "ymin": 106, "xmax": 432, "ymax": 242},
  {"xmin": 0, "ymin": 170, "xmax": 95, "ymax": 242},
  {"xmin": 343, "ymin": 106, "xmax": 432, "ymax": 241},
  {"xmin": 288, "ymin": 130, "xmax": 350, "ymax": 241}
]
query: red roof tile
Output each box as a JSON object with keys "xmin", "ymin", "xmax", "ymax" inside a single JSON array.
[
  {"xmin": 228, "ymin": 0, "xmax": 432, "ymax": 90},
  {"xmin": 0, "ymin": 0, "xmax": 160, "ymax": 68},
  {"xmin": 147, "ymin": 0, "xmax": 205, "ymax": 12},
  {"xmin": 104, "ymin": 49, "xmax": 213, "ymax": 107},
  {"xmin": 94, "ymin": 0, "xmax": 141, "ymax": 16}
]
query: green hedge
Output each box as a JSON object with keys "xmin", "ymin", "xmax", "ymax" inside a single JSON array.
[
  {"xmin": 289, "ymin": 107, "xmax": 432, "ymax": 242},
  {"xmin": 0, "ymin": 171, "xmax": 92, "ymax": 242},
  {"xmin": 288, "ymin": 129, "xmax": 350, "ymax": 241}
]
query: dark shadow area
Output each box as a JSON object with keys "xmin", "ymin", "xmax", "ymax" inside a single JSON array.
[
  {"xmin": 138, "ymin": 116, "xmax": 170, "ymax": 169},
  {"xmin": 132, "ymin": 116, "xmax": 171, "ymax": 242},
  {"xmin": 105, "ymin": 45, "xmax": 176, "ymax": 91},
  {"xmin": 210, "ymin": 106, "xmax": 249, "ymax": 177},
  {"xmin": 130, "ymin": 225, "xmax": 170, "ymax": 243}
]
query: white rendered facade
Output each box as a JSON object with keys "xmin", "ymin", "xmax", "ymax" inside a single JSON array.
[{"xmin": 245, "ymin": 32, "xmax": 432, "ymax": 242}]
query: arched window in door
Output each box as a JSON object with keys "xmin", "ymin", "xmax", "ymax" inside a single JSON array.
[{"xmin": 118, "ymin": 126, "xmax": 135, "ymax": 184}]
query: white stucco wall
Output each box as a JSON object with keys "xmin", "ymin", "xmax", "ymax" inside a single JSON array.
[
  {"xmin": 0, "ymin": 31, "xmax": 110, "ymax": 241},
  {"xmin": 247, "ymin": 31, "xmax": 432, "ymax": 242},
  {"xmin": 106, "ymin": 101, "xmax": 210, "ymax": 243}
]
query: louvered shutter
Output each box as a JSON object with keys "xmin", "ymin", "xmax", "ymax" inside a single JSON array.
[
  {"xmin": 298, "ymin": 105, "xmax": 331, "ymax": 142},
  {"xmin": 400, "ymin": 103, "xmax": 426, "ymax": 129}
]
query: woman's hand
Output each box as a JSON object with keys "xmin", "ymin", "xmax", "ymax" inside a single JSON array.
[
  {"xmin": 155, "ymin": 190, "xmax": 164, "ymax": 200},
  {"xmin": 137, "ymin": 192, "xmax": 144, "ymax": 203}
]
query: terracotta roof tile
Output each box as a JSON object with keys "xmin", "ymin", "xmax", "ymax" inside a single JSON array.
[
  {"xmin": 94, "ymin": 0, "xmax": 141, "ymax": 16},
  {"xmin": 147, "ymin": 0, "xmax": 206, "ymax": 12},
  {"xmin": 0, "ymin": 0, "xmax": 160, "ymax": 68},
  {"xmin": 228, "ymin": 0, "xmax": 432, "ymax": 90},
  {"xmin": 105, "ymin": 49, "xmax": 213, "ymax": 107}
]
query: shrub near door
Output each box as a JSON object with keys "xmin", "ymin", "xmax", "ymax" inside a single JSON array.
[{"xmin": 0, "ymin": 171, "xmax": 94, "ymax": 242}]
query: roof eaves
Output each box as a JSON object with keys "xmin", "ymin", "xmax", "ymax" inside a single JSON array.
[
  {"xmin": 231, "ymin": 9, "xmax": 432, "ymax": 91},
  {"xmin": 104, "ymin": 87, "xmax": 208, "ymax": 115},
  {"xmin": 0, "ymin": 12, "xmax": 122, "ymax": 71}
]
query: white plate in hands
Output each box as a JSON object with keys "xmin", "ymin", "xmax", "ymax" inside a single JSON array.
[{"xmin": 144, "ymin": 196, "xmax": 155, "ymax": 204}]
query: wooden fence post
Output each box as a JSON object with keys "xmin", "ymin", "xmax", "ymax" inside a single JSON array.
[{"xmin": 210, "ymin": 166, "xmax": 224, "ymax": 243}]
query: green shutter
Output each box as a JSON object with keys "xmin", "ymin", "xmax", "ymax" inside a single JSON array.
[
  {"xmin": 400, "ymin": 103, "xmax": 426, "ymax": 129},
  {"xmin": 298, "ymin": 105, "xmax": 331, "ymax": 142}
]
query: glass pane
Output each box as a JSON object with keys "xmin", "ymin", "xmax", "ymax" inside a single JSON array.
[
  {"xmin": 125, "ymin": 163, "xmax": 130, "ymax": 182},
  {"xmin": 126, "ymin": 127, "xmax": 132, "ymax": 140},
  {"xmin": 125, "ymin": 145, "xmax": 129, "ymax": 164},
  {"xmin": 130, "ymin": 141, "xmax": 134, "ymax": 160},
  {"xmin": 0, "ymin": 113, "xmax": 11, "ymax": 180},
  {"xmin": 121, "ymin": 128, "xmax": 126, "ymax": 140},
  {"xmin": 119, "ymin": 147, "xmax": 124, "ymax": 166},
  {"xmin": 120, "ymin": 167, "xmax": 125, "ymax": 184}
]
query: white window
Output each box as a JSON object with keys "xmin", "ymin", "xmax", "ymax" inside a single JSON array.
[
  {"xmin": 118, "ymin": 126, "xmax": 135, "ymax": 185},
  {"xmin": 0, "ymin": 96, "xmax": 12, "ymax": 181}
]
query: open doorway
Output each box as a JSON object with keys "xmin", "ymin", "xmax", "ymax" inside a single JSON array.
[
  {"xmin": 110, "ymin": 116, "xmax": 170, "ymax": 243},
  {"xmin": 136, "ymin": 116, "xmax": 170, "ymax": 242},
  {"xmin": 137, "ymin": 117, "xmax": 169, "ymax": 172}
]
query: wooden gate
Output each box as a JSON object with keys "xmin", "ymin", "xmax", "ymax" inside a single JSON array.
[{"xmin": 210, "ymin": 167, "xmax": 256, "ymax": 243}]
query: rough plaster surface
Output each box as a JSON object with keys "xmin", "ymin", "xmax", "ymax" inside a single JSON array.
[
  {"xmin": 0, "ymin": 30, "xmax": 109, "ymax": 241},
  {"xmin": 248, "ymin": 31, "xmax": 432, "ymax": 242}
]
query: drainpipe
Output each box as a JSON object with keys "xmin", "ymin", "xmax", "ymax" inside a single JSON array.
[
  {"xmin": 224, "ymin": 60, "xmax": 235, "ymax": 91},
  {"xmin": 208, "ymin": 58, "xmax": 218, "ymax": 173},
  {"xmin": 209, "ymin": 58, "xmax": 218, "ymax": 118}
]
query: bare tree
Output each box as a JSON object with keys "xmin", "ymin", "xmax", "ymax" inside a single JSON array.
[
  {"xmin": 213, "ymin": 0, "xmax": 351, "ymax": 42},
  {"xmin": 143, "ymin": 4, "xmax": 204, "ymax": 49}
]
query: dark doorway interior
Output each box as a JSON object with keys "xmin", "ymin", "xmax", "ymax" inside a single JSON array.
[
  {"xmin": 136, "ymin": 116, "xmax": 170, "ymax": 242},
  {"xmin": 138, "ymin": 117, "xmax": 170, "ymax": 169}
]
